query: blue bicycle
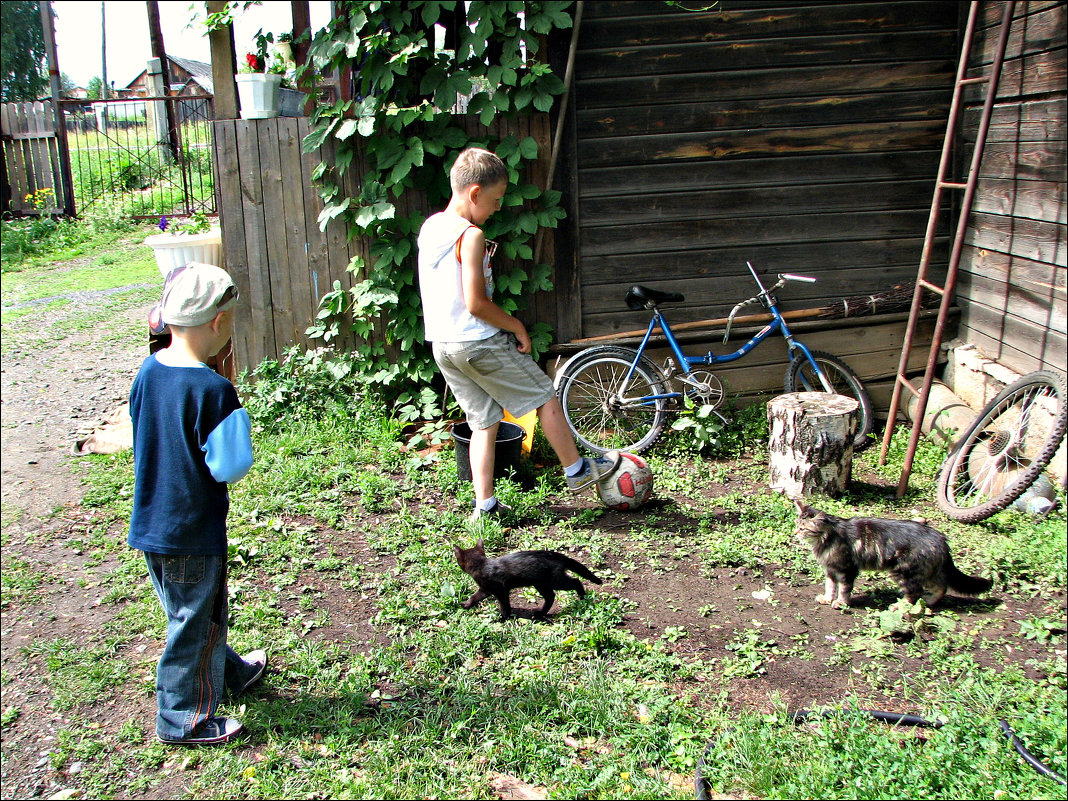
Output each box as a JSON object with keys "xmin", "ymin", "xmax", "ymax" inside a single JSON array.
[{"xmin": 554, "ymin": 262, "xmax": 874, "ymax": 454}]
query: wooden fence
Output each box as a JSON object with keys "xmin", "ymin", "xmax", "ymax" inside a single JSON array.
[{"xmin": 1, "ymin": 101, "xmax": 71, "ymax": 215}]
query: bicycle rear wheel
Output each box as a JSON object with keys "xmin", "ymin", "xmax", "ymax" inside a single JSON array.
[
  {"xmin": 784, "ymin": 350, "xmax": 874, "ymax": 450},
  {"xmin": 936, "ymin": 370, "xmax": 1066, "ymax": 523},
  {"xmin": 556, "ymin": 347, "xmax": 669, "ymax": 455}
]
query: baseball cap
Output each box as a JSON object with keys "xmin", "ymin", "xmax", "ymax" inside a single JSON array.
[{"xmin": 159, "ymin": 262, "xmax": 238, "ymax": 327}]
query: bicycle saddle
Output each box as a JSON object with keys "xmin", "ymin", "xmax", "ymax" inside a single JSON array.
[{"xmin": 625, "ymin": 285, "xmax": 685, "ymax": 311}]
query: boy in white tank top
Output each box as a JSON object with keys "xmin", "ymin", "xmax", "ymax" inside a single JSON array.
[{"xmin": 417, "ymin": 148, "xmax": 620, "ymax": 520}]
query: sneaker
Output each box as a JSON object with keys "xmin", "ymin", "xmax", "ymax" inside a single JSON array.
[
  {"xmin": 158, "ymin": 717, "xmax": 245, "ymax": 746},
  {"xmin": 468, "ymin": 500, "xmax": 512, "ymax": 522},
  {"xmin": 566, "ymin": 451, "xmax": 622, "ymax": 492},
  {"xmin": 235, "ymin": 649, "xmax": 268, "ymax": 696}
]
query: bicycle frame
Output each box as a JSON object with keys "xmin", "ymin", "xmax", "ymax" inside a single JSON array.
[{"xmin": 615, "ymin": 298, "xmax": 831, "ymax": 405}]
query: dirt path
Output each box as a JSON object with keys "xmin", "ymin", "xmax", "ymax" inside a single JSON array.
[
  {"xmin": 1, "ymin": 301, "xmax": 148, "ymax": 526},
  {"xmin": 1, "ymin": 280, "xmax": 153, "ymax": 798}
]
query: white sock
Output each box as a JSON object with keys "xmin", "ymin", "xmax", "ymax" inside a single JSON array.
[
  {"xmin": 564, "ymin": 458, "xmax": 586, "ymax": 477},
  {"xmin": 477, "ymin": 497, "xmax": 498, "ymax": 512}
]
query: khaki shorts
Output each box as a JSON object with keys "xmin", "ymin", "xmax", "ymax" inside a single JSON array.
[{"xmin": 433, "ymin": 331, "xmax": 556, "ymax": 430}]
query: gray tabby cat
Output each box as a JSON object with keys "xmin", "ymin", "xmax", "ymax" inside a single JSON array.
[{"xmin": 794, "ymin": 502, "xmax": 992, "ymax": 609}]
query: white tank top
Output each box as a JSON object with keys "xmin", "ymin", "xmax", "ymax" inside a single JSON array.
[{"xmin": 417, "ymin": 211, "xmax": 497, "ymax": 343}]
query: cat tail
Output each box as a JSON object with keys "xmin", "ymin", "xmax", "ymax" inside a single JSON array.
[
  {"xmin": 947, "ymin": 563, "xmax": 993, "ymax": 596},
  {"xmin": 557, "ymin": 555, "xmax": 602, "ymax": 585}
]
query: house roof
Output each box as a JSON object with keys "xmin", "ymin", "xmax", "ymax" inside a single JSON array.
[{"xmin": 123, "ymin": 56, "xmax": 214, "ymax": 96}]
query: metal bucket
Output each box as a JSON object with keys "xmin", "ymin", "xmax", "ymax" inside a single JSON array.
[{"xmin": 451, "ymin": 421, "xmax": 526, "ymax": 481}]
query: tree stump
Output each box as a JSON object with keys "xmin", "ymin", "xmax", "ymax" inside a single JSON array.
[{"xmin": 767, "ymin": 392, "xmax": 859, "ymax": 498}]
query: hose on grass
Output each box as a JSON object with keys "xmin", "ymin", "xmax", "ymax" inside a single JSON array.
[
  {"xmin": 695, "ymin": 709, "xmax": 1066, "ymax": 799},
  {"xmin": 999, "ymin": 719, "xmax": 1068, "ymax": 787}
]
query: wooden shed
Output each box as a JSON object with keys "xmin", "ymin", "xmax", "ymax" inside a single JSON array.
[{"xmin": 210, "ymin": 0, "xmax": 1066, "ymax": 409}]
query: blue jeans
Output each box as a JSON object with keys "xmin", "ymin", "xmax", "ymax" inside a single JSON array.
[{"xmin": 144, "ymin": 552, "xmax": 260, "ymax": 740}]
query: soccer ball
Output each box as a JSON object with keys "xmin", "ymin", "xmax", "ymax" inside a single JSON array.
[{"xmin": 596, "ymin": 452, "xmax": 654, "ymax": 511}]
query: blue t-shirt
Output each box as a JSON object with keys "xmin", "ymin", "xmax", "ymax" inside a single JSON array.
[{"xmin": 127, "ymin": 352, "xmax": 253, "ymax": 555}]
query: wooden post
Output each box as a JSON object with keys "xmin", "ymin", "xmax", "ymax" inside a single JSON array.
[
  {"xmin": 146, "ymin": 1, "xmax": 181, "ymax": 161},
  {"xmin": 207, "ymin": 0, "xmax": 239, "ymax": 120},
  {"xmin": 768, "ymin": 393, "xmax": 859, "ymax": 499},
  {"xmin": 39, "ymin": 0, "xmax": 75, "ymax": 216}
]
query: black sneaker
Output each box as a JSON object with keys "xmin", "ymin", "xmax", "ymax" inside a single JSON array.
[
  {"xmin": 158, "ymin": 717, "xmax": 245, "ymax": 746},
  {"xmin": 468, "ymin": 500, "xmax": 512, "ymax": 522},
  {"xmin": 235, "ymin": 650, "xmax": 267, "ymax": 696},
  {"xmin": 566, "ymin": 451, "xmax": 621, "ymax": 492}
]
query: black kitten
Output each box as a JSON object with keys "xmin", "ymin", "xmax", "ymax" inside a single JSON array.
[
  {"xmin": 794, "ymin": 501, "xmax": 992, "ymax": 609},
  {"xmin": 453, "ymin": 539, "xmax": 602, "ymax": 620}
]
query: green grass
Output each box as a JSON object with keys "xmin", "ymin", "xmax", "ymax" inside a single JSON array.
[
  {"xmin": 38, "ymin": 381, "xmax": 1061, "ymax": 800},
  {"xmin": 1, "ymin": 222, "xmax": 161, "ymax": 356},
  {"xmin": 2, "ymin": 221, "xmax": 1065, "ymax": 799}
]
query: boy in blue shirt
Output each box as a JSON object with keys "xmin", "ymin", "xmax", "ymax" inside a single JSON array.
[
  {"xmin": 128, "ymin": 262, "xmax": 264, "ymax": 746},
  {"xmin": 418, "ymin": 148, "xmax": 620, "ymax": 520}
]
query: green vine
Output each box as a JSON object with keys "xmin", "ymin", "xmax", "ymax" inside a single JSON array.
[{"xmin": 301, "ymin": 1, "xmax": 572, "ymax": 405}]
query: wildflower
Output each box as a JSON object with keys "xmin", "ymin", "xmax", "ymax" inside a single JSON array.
[
  {"xmin": 158, "ymin": 216, "xmax": 168, "ymax": 232},
  {"xmin": 245, "ymin": 52, "xmax": 263, "ymax": 71}
]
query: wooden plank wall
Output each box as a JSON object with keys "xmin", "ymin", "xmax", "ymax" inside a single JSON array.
[
  {"xmin": 956, "ymin": 0, "xmax": 1067, "ymax": 374},
  {"xmin": 568, "ymin": 1, "xmax": 960, "ymax": 345},
  {"xmin": 0, "ymin": 102, "xmax": 66, "ymax": 215},
  {"xmin": 214, "ymin": 114, "xmax": 554, "ymax": 375}
]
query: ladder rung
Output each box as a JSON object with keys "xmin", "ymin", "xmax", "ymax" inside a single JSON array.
[
  {"xmin": 918, "ymin": 278, "xmax": 946, "ymax": 295},
  {"xmin": 959, "ymin": 75, "xmax": 990, "ymax": 86},
  {"xmin": 938, "ymin": 180, "xmax": 968, "ymax": 190},
  {"xmin": 897, "ymin": 375, "xmax": 920, "ymax": 398}
]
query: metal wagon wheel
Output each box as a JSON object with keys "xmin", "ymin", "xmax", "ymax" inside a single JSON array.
[{"xmin": 936, "ymin": 370, "xmax": 1067, "ymax": 523}]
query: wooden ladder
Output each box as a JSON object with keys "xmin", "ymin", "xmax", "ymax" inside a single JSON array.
[{"xmin": 879, "ymin": 0, "xmax": 1016, "ymax": 496}]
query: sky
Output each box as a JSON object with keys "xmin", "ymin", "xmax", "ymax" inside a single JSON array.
[{"xmin": 51, "ymin": 1, "xmax": 333, "ymax": 89}]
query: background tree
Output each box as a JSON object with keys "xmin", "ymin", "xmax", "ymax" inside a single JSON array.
[
  {"xmin": 0, "ymin": 1, "xmax": 48, "ymax": 102},
  {"xmin": 86, "ymin": 76, "xmax": 105, "ymax": 101},
  {"xmin": 59, "ymin": 72, "xmax": 77, "ymax": 97}
]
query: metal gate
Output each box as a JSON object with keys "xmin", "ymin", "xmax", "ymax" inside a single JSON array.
[{"xmin": 58, "ymin": 95, "xmax": 216, "ymax": 219}]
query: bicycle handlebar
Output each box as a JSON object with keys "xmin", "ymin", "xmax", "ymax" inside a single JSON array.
[{"xmin": 723, "ymin": 267, "xmax": 817, "ymax": 342}]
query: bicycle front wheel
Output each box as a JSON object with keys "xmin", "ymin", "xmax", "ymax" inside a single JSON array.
[
  {"xmin": 556, "ymin": 348, "xmax": 669, "ymax": 455},
  {"xmin": 784, "ymin": 350, "xmax": 875, "ymax": 450},
  {"xmin": 936, "ymin": 370, "xmax": 1066, "ymax": 523}
]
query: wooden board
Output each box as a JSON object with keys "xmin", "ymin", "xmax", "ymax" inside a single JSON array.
[
  {"xmin": 956, "ymin": 0, "xmax": 1067, "ymax": 377},
  {"xmin": 213, "ymin": 120, "xmax": 253, "ymax": 373},
  {"xmin": 568, "ymin": 1, "xmax": 960, "ymax": 345},
  {"xmin": 235, "ymin": 120, "xmax": 276, "ymax": 369}
]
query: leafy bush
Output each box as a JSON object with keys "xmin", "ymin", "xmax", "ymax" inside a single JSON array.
[
  {"xmin": 668, "ymin": 398, "xmax": 770, "ymax": 458},
  {"xmin": 238, "ymin": 346, "xmax": 373, "ymax": 429},
  {"xmin": 302, "ymin": 1, "xmax": 572, "ymax": 409}
]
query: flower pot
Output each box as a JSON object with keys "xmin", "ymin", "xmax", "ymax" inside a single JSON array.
[
  {"xmin": 278, "ymin": 87, "xmax": 308, "ymax": 117},
  {"xmin": 236, "ymin": 73, "xmax": 282, "ymax": 119},
  {"xmin": 144, "ymin": 227, "xmax": 223, "ymax": 277},
  {"xmin": 272, "ymin": 41, "xmax": 294, "ymax": 64}
]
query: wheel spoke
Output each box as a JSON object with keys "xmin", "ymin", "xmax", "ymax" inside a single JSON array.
[{"xmin": 558, "ymin": 352, "xmax": 667, "ymax": 454}]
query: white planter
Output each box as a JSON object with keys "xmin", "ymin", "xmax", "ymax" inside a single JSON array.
[
  {"xmin": 236, "ymin": 73, "xmax": 282, "ymax": 119},
  {"xmin": 144, "ymin": 227, "xmax": 223, "ymax": 277}
]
